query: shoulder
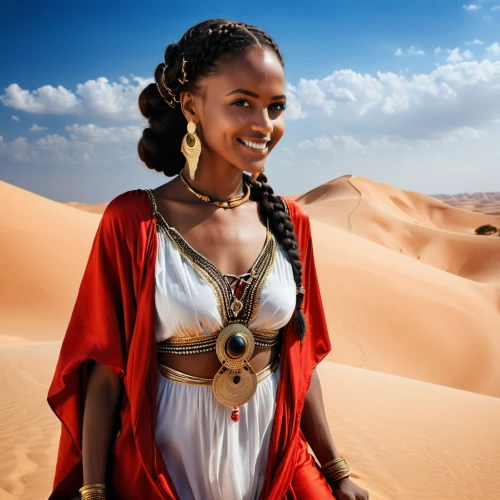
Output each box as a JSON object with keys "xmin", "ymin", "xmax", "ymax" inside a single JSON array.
[
  {"xmin": 101, "ymin": 189, "xmax": 152, "ymax": 226},
  {"xmin": 96, "ymin": 189, "xmax": 154, "ymax": 247}
]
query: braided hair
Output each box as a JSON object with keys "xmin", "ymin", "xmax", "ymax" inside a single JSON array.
[{"xmin": 137, "ymin": 19, "xmax": 307, "ymax": 340}]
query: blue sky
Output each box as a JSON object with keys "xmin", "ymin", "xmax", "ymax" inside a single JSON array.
[{"xmin": 1, "ymin": 0, "xmax": 500, "ymax": 202}]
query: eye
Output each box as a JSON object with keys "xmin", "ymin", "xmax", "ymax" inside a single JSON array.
[
  {"xmin": 270, "ymin": 102, "xmax": 287, "ymax": 111},
  {"xmin": 232, "ymin": 100, "xmax": 251, "ymax": 107}
]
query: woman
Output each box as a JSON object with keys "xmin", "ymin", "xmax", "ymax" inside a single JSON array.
[{"xmin": 47, "ymin": 19, "xmax": 369, "ymax": 500}]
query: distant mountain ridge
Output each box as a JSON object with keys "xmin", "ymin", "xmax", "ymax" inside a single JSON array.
[{"xmin": 430, "ymin": 192, "xmax": 500, "ymax": 215}]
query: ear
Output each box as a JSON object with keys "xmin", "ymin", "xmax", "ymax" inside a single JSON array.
[{"xmin": 179, "ymin": 91, "xmax": 199, "ymax": 124}]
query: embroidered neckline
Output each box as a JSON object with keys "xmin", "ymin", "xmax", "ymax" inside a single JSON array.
[{"xmin": 143, "ymin": 188, "xmax": 278, "ymax": 327}]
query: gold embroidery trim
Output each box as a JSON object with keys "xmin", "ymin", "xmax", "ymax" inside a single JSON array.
[
  {"xmin": 144, "ymin": 188, "xmax": 228, "ymax": 323},
  {"xmin": 144, "ymin": 188, "xmax": 278, "ymax": 329},
  {"xmin": 157, "ymin": 328, "xmax": 280, "ymax": 354}
]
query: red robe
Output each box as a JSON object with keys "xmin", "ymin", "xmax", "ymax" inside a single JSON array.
[{"xmin": 47, "ymin": 189, "xmax": 334, "ymax": 499}]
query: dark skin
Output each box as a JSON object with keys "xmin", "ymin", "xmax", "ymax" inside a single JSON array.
[{"xmin": 83, "ymin": 45, "xmax": 369, "ymax": 500}]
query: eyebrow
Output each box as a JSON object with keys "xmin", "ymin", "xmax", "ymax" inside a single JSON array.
[{"xmin": 225, "ymin": 88, "xmax": 286, "ymax": 100}]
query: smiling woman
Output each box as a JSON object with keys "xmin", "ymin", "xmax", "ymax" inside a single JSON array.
[{"xmin": 47, "ymin": 18, "xmax": 368, "ymax": 500}]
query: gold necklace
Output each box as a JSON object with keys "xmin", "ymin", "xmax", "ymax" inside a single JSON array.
[{"xmin": 179, "ymin": 172, "xmax": 251, "ymax": 209}]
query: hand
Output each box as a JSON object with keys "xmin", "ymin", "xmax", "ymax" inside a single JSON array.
[{"xmin": 329, "ymin": 476, "xmax": 370, "ymax": 500}]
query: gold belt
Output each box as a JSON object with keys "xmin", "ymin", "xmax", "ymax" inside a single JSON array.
[
  {"xmin": 158, "ymin": 355, "xmax": 280, "ymax": 386},
  {"xmin": 157, "ymin": 328, "xmax": 280, "ymax": 355}
]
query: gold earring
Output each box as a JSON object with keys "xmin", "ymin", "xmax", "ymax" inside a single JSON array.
[{"xmin": 181, "ymin": 120, "xmax": 201, "ymax": 180}]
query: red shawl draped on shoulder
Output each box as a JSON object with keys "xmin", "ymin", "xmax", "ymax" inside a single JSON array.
[{"xmin": 47, "ymin": 189, "xmax": 331, "ymax": 499}]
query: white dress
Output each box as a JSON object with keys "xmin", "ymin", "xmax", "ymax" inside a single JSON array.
[{"xmin": 153, "ymin": 214, "xmax": 296, "ymax": 500}]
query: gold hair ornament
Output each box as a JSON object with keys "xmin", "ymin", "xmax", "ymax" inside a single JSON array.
[
  {"xmin": 178, "ymin": 56, "xmax": 189, "ymax": 85},
  {"xmin": 156, "ymin": 63, "xmax": 180, "ymax": 108}
]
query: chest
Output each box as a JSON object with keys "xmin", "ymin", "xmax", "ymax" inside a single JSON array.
[{"xmin": 155, "ymin": 198, "xmax": 269, "ymax": 278}]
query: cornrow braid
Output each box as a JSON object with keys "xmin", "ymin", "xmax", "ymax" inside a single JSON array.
[
  {"xmin": 138, "ymin": 19, "xmax": 307, "ymax": 340},
  {"xmin": 245, "ymin": 172, "xmax": 307, "ymax": 340}
]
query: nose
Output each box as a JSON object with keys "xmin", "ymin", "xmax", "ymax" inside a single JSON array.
[{"xmin": 251, "ymin": 108, "xmax": 273, "ymax": 134}]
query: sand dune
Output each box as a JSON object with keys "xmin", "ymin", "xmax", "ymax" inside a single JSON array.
[
  {"xmin": 1, "ymin": 175, "xmax": 499, "ymax": 499},
  {"xmin": 0, "ymin": 181, "xmax": 100, "ymax": 343},
  {"xmin": 1, "ymin": 343, "xmax": 499, "ymax": 500},
  {"xmin": 65, "ymin": 201, "xmax": 107, "ymax": 214}
]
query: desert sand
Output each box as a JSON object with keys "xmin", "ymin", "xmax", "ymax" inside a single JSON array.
[{"xmin": 0, "ymin": 175, "xmax": 499, "ymax": 499}]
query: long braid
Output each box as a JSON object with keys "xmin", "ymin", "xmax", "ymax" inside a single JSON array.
[
  {"xmin": 246, "ymin": 172, "xmax": 307, "ymax": 340},
  {"xmin": 138, "ymin": 19, "xmax": 306, "ymax": 339}
]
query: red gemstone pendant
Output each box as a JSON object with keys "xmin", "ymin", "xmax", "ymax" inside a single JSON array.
[{"xmin": 231, "ymin": 406, "xmax": 240, "ymax": 422}]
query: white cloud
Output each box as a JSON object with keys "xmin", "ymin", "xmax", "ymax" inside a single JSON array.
[
  {"xmin": 30, "ymin": 123, "xmax": 48, "ymax": 132},
  {"xmin": 0, "ymin": 133, "xmax": 94, "ymax": 164},
  {"xmin": 297, "ymin": 134, "xmax": 365, "ymax": 153},
  {"xmin": 11, "ymin": 115, "xmax": 20, "ymax": 122},
  {"xmin": 65, "ymin": 123, "xmax": 142, "ymax": 142},
  {"xmin": 486, "ymin": 42, "xmax": 500, "ymax": 58},
  {"xmin": 446, "ymin": 47, "xmax": 474, "ymax": 63},
  {"xmin": 434, "ymin": 46, "xmax": 442, "ymax": 54},
  {"xmin": 0, "ymin": 75, "xmax": 153, "ymax": 120},
  {"xmin": 369, "ymin": 135, "xmax": 411, "ymax": 149},
  {"xmin": 463, "ymin": 4, "xmax": 481, "ymax": 11},
  {"xmin": 328, "ymin": 85, "xmax": 357, "ymax": 102},
  {"xmin": 447, "ymin": 48, "xmax": 462, "ymax": 63},
  {"xmin": 333, "ymin": 134, "xmax": 366, "ymax": 152},
  {"xmin": 1, "ymin": 83, "xmax": 82, "ymax": 114},
  {"xmin": 75, "ymin": 76, "xmax": 152, "ymax": 120},
  {"xmin": 0, "ymin": 136, "xmax": 32, "ymax": 161},
  {"xmin": 395, "ymin": 46, "xmax": 425, "ymax": 57},
  {"xmin": 464, "ymin": 39, "xmax": 484, "ymax": 45},
  {"xmin": 296, "ymin": 79, "xmax": 336, "ymax": 115},
  {"xmin": 417, "ymin": 126, "xmax": 488, "ymax": 146},
  {"xmin": 491, "ymin": 6, "xmax": 500, "ymax": 11},
  {"xmin": 35, "ymin": 134, "xmax": 68, "ymax": 148},
  {"xmin": 285, "ymin": 83, "xmax": 307, "ymax": 120},
  {"xmin": 298, "ymin": 136, "xmax": 332, "ymax": 150},
  {"xmin": 285, "ymin": 58, "xmax": 500, "ymax": 154},
  {"xmin": 408, "ymin": 45, "xmax": 425, "ymax": 56}
]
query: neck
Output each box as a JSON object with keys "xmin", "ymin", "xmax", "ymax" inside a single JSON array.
[{"xmin": 180, "ymin": 164, "xmax": 247, "ymax": 201}]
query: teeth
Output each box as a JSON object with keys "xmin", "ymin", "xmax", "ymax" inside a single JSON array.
[{"xmin": 242, "ymin": 139, "xmax": 267, "ymax": 150}]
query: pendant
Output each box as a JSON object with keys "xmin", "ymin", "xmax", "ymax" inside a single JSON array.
[
  {"xmin": 231, "ymin": 406, "xmax": 240, "ymax": 422},
  {"xmin": 212, "ymin": 324, "xmax": 257, "ymax": 408},
  {"xmin": 231, "ymin": 298, "xmax": 243, "ymax": 317}
]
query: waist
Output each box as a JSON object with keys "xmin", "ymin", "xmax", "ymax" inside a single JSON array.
[
  {"xmin": 158, "ymin": 355, "xmax": 280, "ymax": 386},
  {"xmin": 156, "ymin": 327, "xmax": 280, "ymax": 355}
]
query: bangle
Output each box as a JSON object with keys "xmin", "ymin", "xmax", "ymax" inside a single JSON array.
[
  {"xmin": 320, "ymin": 457, "xmax": 351, "ymax": 483},
  {"xmin": 79, "ymin": 484, "xmax": 107, "ymax": 500}
]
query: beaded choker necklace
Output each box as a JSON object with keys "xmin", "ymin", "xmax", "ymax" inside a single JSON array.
[{"xmin": 179, "ymin": 172, "xmax": 251, "ymax": 209}]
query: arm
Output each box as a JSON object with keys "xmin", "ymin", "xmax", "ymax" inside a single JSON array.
[
  {"xmin": 300, "ymin": 368, "xmax": 340, "ymax": 465},
  {"xmin": 82, "ymin": 362, "xmax": 122, "ymax": 484}
]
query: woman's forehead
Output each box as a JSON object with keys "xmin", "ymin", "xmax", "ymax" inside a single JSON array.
[{"xmin": 204, "ymin": 47, "xmax": 285, "ymax": 97}]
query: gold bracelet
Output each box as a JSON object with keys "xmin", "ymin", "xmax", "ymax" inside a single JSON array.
[
  {"xmin": 80, "ymin": 493, "xmax": 107, "ymax": 500},
  {"xmin": 79, "ymin": 484, "xmax": 107, "ymax": 500},
  {"xmin": 320, "ymin": 457, "xmax": 351, "ymax": 483},
  {"xmin": 79, "ymin": 484, "xmax": 106, "ymax": 492}
]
